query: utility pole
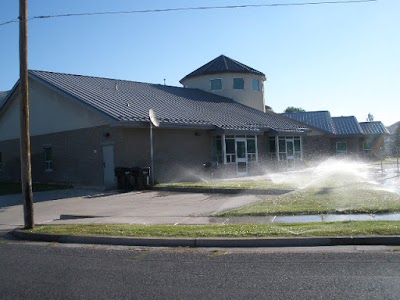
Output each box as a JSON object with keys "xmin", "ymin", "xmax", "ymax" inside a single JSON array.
[{"xmin": 19, "ymin": 0, "xmax": 34, "ymax": 229}]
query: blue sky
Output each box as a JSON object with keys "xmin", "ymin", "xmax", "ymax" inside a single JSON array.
[{"xmin": 0, "ymin": 0, "xmax": 399, "ymax": 126}]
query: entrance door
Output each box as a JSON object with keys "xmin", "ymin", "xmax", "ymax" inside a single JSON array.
[
  {"xmin": 286, "ymin": 140, "xmax": 294, "ymax": 160},
  {"xmin": 102, "ymin": 144, "xmax": 115, "ymax": 189},
  {"xmin": 236, "ymin": 139, "xmax": 247, "ymax": 175}
]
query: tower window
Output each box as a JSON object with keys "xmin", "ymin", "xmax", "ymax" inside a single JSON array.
[
  {"xmin": 252, "ymin": 79, "xmax": 260, "ymax": 91},
  {"xmin": 233, "ymin": 78, "xmax": 244, "ymax": 90},
  {"xmin": 210, "ymin": 79, "xmax": 222, "ymax": 91}
]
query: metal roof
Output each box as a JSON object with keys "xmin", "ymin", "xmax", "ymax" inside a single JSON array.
[
  {"xmin": 282, "ymin": 111, "xmax": 336, "ymax": 134},
  {"xmin": 283, "ymin": 111, "xmax": 387, "ymax": 137},
  {"xmin": 0, "ymin": 91, "xmax": 9, "ymax": 107},
  {"xmin": 332, "ymin": 117, "xmax": 363, "ymax": 136},
  {"xmin": 180, "ymin": 55, "xmax": 265, "ymax": 82},
  {"xmin": 359, "ymin": 122, "xmax": 389, "ymax": 135},
  {"xmin": 28, "ymin": 70, "xmax": 306, "ymax": 133}
]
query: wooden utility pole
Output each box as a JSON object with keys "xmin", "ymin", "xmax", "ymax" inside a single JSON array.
[{"xmin": 19, "ymin": 0, "xmax": 34, "ymax": 229}]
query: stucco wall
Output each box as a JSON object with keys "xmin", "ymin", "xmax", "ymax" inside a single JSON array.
[
  {"xmin": 0, "ymin": 78, "xmax": 111, "ymax": 141},
  {"xmin": 181, "ymin": 73, "xmax": 266, "ymax": 112}
]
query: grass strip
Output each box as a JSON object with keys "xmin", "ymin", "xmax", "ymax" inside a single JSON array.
[
  {"xmin": 155, "ymin": 180, "xmax": 293, "ymax": 190},
  {"xmin": 0, "ymin": 182, "xmax": 72, "ymax": 195},
  {"xmin": 218, "ymin": 182, "xmax": 400, "ymax": 217},
  {"xmin": 27, "ymin": 221, "xmax": 400, "ymax": 238}
]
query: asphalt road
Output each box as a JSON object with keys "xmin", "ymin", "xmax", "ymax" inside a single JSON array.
[{"xmin": 1, "ymin": 241, "xmax": 400, "ymax": 300}]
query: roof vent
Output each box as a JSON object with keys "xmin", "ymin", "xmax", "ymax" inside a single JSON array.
[{"xmin": 115, "ymin": 83, "xmax": 119, "ymax": 91}]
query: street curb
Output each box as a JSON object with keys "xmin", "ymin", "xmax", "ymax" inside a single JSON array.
[
  {"xmin": 151, "ymin": 187, "xmax": 293, "ymax": 195},
  {"xmin": 12, "ymin": 230, "xmax": 400, "ymax": 248}
]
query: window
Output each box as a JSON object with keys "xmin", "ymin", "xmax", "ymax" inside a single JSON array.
[
  {"xmin": 212, "ymin": 136, "xmax": 223, "ymax": 164},
  {"xmin": 294, "ymin": 138, "xmax": 302, "ymax": 159},
  {"xmin": 44, "ymin": 147, "xmax": 53, "ymax": 171},
  {"xmin": 225, "ymin": 138, "xmax": 236, "ymax": 163},
  {"xmin": 233, "ymin": 78, "xmax": 244, "ymax": 90},
  {"xmin": 210, "ymin": 79, "xmax": 222, "ymax": 91},
  {"xmin": 247, "ymin": 137, "xmax": 257, "ymax": 162},
  {"xmin": 278, "ymin": 137, "xmax": 287, "ymax": 160},
  {"xmin": 363, "ymin": 140, "xmax": 372, "ymax": 151},
  {"xmin": 252, "ymin": 79, "xmax": 260, "ymax": 91},
  {"xmin": 336, "ymin": 142, "xmax": 347, "ymax": 155},
  {"xmin": 269, "ymin": 136, "xmax": 302, "ymax": 161},
  {"xmin": 267, "ymin": 137, "xmax": 276, "ymax": 159}
]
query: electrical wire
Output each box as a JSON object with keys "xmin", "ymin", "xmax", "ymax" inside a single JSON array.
[{"xmin": 0, "ymin": 0, "xmax": 377, "ymax": 28}]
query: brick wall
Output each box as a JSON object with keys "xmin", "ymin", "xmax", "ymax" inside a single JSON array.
[{"xmin": 0, "ymin": 126, "xmax": 108, "ymax": 186}]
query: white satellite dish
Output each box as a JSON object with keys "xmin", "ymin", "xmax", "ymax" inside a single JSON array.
[{"xmin": 149, "ymin": 109, "xmax": 160, "ymax": 127}]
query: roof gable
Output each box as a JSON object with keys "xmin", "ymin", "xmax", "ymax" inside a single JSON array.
[{"xmin": 180, "ymin": 55, "xmax": 265, "ymax": 82}]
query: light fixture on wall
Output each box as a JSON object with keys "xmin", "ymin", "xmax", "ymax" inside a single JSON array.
[
  {"xmin": 103, "ymin": 132, "xmax": 110, "ymax": 138},
  {"xmin": 194, "ymin": 131, "xmax": 201, "ymax": 136}
]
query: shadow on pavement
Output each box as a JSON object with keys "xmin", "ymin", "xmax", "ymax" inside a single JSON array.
[{"xmin": 0, "ymin": 189, "xmax": 120, "ymax": 209}]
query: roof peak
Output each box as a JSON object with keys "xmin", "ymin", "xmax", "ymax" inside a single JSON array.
[{"xmin": 180, "ymin": 54, "xmax": 265, "ymax": 83}]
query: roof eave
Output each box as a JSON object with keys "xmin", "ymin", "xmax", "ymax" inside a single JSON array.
[{"xmin": 180, "ymin": 71, "xmax": 266, "ymax": 84}]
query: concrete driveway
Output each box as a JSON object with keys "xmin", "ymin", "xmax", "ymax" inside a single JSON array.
[{"xmin": 0, "ymin": 189, "xmax": 265, "ymax": 230}]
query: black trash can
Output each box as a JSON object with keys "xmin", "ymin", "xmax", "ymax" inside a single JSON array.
[
  {"xmin": 115, "ymin": 167, "xmax": 132, "ymax": 191},
  {"xmin": 133, "ymin": 167, "xmax": 151, "ymax": 190}
]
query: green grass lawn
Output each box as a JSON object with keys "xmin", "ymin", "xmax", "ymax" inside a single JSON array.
[
  {"xmin": 0, "ymin": 182, "xmax": 72, "ymax": 195},
  {"xmin": 155, "ymin": 180, "xmax": 294, "ymax": 190},
  {"xmin": 28, "ymin": 221, "xmax": 400, "ymax": 237},
  {"xmin": 218, "ymin": 174, "xmax": 400, "ymax": 216}
]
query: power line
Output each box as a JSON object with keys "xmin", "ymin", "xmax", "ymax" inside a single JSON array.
[{"xmin": 0, "ymin": 0, "xmax": 377, "ymax": 28}]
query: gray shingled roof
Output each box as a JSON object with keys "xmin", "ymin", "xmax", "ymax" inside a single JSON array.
[
  {"xmin": 180, "ymin": 55, "xmax": 265, "ymax": 82},
  {"xmin": 28, "ymin": 70, "xmax": 306, "ymax": 133},
  {"xmin": 359, "ymin": 122, "xmax": 389, "ymax": 135},
  {"xmin": 282, "ymin": 111, "xmax": 336, "ymax": 134}
]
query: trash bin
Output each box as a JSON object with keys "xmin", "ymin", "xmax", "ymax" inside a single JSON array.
[
  {"xmin": 115, "ymin": 167, "xmax": 132, "ymax": 191},
  {"xmin": 134, "ymin": 167, "xmax": 151, "ymax": 190}
]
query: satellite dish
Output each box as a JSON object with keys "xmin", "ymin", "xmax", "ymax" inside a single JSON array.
[{"xmin": 149, "ymin": 109, "xmax": 160, "ymax": 127}]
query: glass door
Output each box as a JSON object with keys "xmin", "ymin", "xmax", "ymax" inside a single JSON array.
[
  {"xmin": 286, "ymin": 140, "xmax": 294, "ymax": 160},
  {"xmin": 236, "ymin": 139, "xmax": 247, "ymax": 175}
]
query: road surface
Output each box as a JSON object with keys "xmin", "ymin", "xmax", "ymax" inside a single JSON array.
[{"xmin": 1, "ymin": 240, "xmax": 399, "ymax": 300}]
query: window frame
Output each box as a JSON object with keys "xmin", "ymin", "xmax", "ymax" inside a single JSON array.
[
  {"xmin": 210, "ymin": 78, "xmax": 223, "ymax": 91},
  {"xmin": 252, "ymin": 79, "xmax": 260, "ymax": 91},
  {"xmin": 233, "ymin": 78, "xmax": 245, "ymax": 90},
  {"xmin": 336, "ymin": 142, "xmax": 347, "ymax": 155}
]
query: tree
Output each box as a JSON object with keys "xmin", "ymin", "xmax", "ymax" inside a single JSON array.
[
  {"xmin": 284, "ymin": 106, "xmax": 305, "ymax": 113},
  {"xmin": 366, "ymin": 113, "xmax": 374, "ymax": 122}
]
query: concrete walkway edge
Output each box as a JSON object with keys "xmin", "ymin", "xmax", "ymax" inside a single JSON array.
[{"xmin": 12, "ymin": 230, "xmax": 400, "ymax": 248}]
